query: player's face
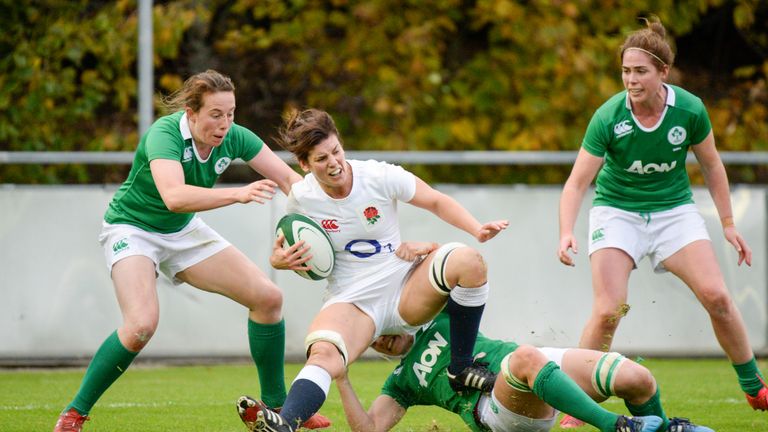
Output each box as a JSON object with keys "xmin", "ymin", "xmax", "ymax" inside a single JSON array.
[
  {"xmin": 371, "ymin": 334, "xmax": 414, "ymax": 356},
  {"xmin": 302, "ymin": 134, "xmax": 349, "ymax": 197},
  {"xmin": 187, "ymin": 91, "xmax": 235, "ymax": 149},
  {"xmin": 621, "ymin": 49, "xmax": 668, "ymax": 108}
]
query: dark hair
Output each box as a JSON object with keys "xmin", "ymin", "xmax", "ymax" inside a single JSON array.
[
  {"xmin": 161, "ymin": 69, "xmax": 235, "ymax": 113},
  {"xmin": 276, "ymin": 108, "xmax": 341, "ymax": 163},
  {"xmin": 620, "ymin": 17, "xmax": 675, "ymax": 69}
]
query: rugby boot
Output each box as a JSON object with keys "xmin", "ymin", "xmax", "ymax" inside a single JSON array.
[
  {"xmin": 615, "ymin": 415, "xmax": 662, "ymax": 432},
  {"xmin": 53, "ymin": 408, "xmax": 89, "ymax": 432},
  {"xmin": 666, "ymin": 417, "xmax": 715, "ymax": 432},
  {"xmin": 745, "ymin": 374, "xmax": 768, "ymax": 411},
  {"xmin": 237, "ymin": 396, "xmax": 293, "ymax": 432},
  {"xmin": 447, "ymin": 360, "xmax": 496, "ymax": 393},
  {"xmin": 237, "ymin": 395, "xmax": 331, "ymax": 430}
]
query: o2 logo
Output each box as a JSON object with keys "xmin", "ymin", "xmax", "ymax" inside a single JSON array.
[{"xmin": 344, "ymin": 239, "xmax": 394, "ymax": 258}]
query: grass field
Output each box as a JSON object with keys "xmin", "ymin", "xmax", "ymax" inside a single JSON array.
[{"xmin": 3, "ymin": 358, "xmax": 767, "ymax": 431}]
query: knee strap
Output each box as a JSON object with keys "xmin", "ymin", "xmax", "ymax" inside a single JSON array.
[
  {"xmin": 304, "ymin": 330, "xmax": 349, "ymax": 367},
  {"xmin": 500, "ymin": 352, "xmax": 532, "ymax": 392},
  {"xmin": 592, "ymin": 352, "xmax": 627, "ymax": 398},
  {"xmin": 428, "ymin": 242, "xmax": 467, "ymax": 295}
]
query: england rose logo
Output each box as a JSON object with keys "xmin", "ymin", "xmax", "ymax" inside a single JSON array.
[{"xmin": 363, "ymin": 206, "xmax": 380, "ymax": 225}]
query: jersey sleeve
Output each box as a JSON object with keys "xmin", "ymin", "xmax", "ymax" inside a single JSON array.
[
  {"xmin": 230, "ymin": 124, "xmax": 265, "ymax": 161},
  {"xmin": 382, "ymin": 162, "xmax": 417, "ymax": 201},
  {"xmin": 380, "ymin": 371, "xmax": 414, "ymax": 410},
  {"xmin": 145, "ymin": 118, "xmax": 185, "ymax": 162},
  {"xmin": 581, "ymin": 110, "xmax": 611, "ymax": 157},
  {"xmin": 689, "ymin": 99, "xmax": 713, "ymax": 145}
]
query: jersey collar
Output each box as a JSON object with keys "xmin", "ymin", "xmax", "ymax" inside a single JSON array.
[{"xmin": 179, "ymin": 112, "xmax": 211, "ymax": 162}]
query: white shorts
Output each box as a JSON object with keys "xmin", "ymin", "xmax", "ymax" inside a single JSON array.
[
  {"xmin": 99, "ymin": 216, "xmax": 230, "ymax": 285},
  {"xmin": 321, "ymin": 258, "xmax": 421, "ymax": 340},
  {"xmin": 587, "ymin": 204, "xmax": 710, "ymax": 273},
  {"xmin": 478, "ymin": 347, "xmax": 566, "ymax": 432}
]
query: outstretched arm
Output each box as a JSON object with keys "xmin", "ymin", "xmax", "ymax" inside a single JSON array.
[
  {"xmin": 693, "ymin": 131, "xmax": 752, "ymax": 266},
  {"xmin": 151, "ymin": 159, "xmax": 278, "ymax": 213},
  {"xmin": 337, "ymin": 374, "xmax": 406, "ymax": 432},
  {"xmin": 407, "ymin": 178, "xmax": 508, "ymax": 243}
]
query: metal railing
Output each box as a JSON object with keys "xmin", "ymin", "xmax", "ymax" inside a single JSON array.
[{"xmin": 3, "ymin": 151, "xmax": 768, "ymax": 165}]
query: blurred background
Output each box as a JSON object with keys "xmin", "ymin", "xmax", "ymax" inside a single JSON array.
[
  {"xmin": 1, "ymin": 0, "xmax": 767, "ymax": 363},
  {"xmin": 1, "ymin": 0, "xmax": 766, "ymax": 184}
]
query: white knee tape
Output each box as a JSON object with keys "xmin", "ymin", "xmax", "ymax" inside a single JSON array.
[
  {"xmin": 591, "ymin": 352, "xmax": 627, "ymax": 398},
  {"xmin": 304, "ymin": 330, "xmax": 349, "ymax": 367},
  {"xmin": 428, "ymin": 242, "xmax": 467, "ymax": 295},
  {"xmin": 500, "ymin": 353, "xmax": 532, "ymax": 393}
]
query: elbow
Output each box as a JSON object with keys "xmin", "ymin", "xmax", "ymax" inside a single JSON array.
[{"xmin": 161, "ymin": 194, "xmax": 187, "ymax": 213}]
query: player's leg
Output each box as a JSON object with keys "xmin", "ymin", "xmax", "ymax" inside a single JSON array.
[
  {"xmin": 663, "ymin": 239, "xmax": 767, "ymax": 410},
  {"xmin": 399, "ymin": 243, "xmax": 493, "ymax": 391},
  {"xmin": 241, "ymin": 304, "xmax": 375, "ymax": 432},
  {"xmin": 177, "ymin": 245, "xmax": 290, "ymax": 410},
  {"xmin": 561, "ymin": 348, "xmax": 714, "ymax": 432},
  {"xmin": 495, "ymin": 345, "xmax": 661, "ymax": 432},
  {"xmin": 55, "ymin": 256, "xmax": 157, "ymax": 432},
  {"xmin": 581, "ymin": 248, "xmax": 633, "ymax": 351}
]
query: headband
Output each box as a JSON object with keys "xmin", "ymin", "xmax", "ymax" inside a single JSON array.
[{"xmin": 624, "ymin": 47, "xmax": 667, "ymax": 66}]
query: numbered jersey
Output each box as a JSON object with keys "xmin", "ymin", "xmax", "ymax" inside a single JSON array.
[
  {"xmin": 381, "ymin": 312, "xmax": 519, "ymax": 432},
  {"xmin": 287, "ymin": 159, "xmax": 416, "ymax": 291},
  {"xmin": 582, "ymin": 84, "xmax": 712, "ymax": 213}
]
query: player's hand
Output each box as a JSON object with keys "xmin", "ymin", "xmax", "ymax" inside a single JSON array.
[
  {"xmin": 270, "ymin": 233, "xmax": 313, "ymax": 270},
  {"xmin": 724, "ymin": 226, "xmax": 752, "ymax": 266},
  {"xmin": 475, "ymin": 220, "xmax": 509, "ymax": 243},
  {"xmin": 235, "ymin": 179, "xmax": 277, "ymax": 204},
  {"xmin": 396, "ymin": 241, "xmax": 439, "ymax": 261},
  {"xmin": 558, "ymin": 234, "xmax": 578, "ymax": 267}
]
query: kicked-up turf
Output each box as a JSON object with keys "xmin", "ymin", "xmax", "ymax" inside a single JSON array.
[{"xmin": 2, "ymin": 357, "xmax": 767, "ymax": 431}]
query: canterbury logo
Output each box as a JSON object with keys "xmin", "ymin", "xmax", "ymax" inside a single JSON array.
[{"xmin": 321, "ymin": 219, "xmax": 339, "ymax": 230}]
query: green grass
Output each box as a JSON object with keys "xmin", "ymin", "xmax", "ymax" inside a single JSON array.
[{"xmin": 3, "ymin": 358, "xmax": 768, "ymax": 431}]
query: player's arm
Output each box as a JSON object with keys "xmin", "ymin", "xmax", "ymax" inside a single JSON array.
[
  {"xmin": 557, "ymin": 148, "xmax": 603, "ymax": 266},
  {"xmin": 407, "ymin": 178, "xmax": 508, "ymax": 243},
  {"xmin": 692, "ymin": 131, "xmax": 752, "ymax": 265},
  {"xmin": 337, "ymin": 374, "xmax": 405, "ymax": 432},
  {"xmin": 150, "ymin": 158, "xmax": 278, "ymax": 212},
  {"xmin": 246, "ymin": 145, "xmax": 303, "ymax": 195}
]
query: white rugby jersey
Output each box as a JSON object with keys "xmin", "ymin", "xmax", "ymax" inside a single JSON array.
[{"xmin": 286, "ymin": 159, "xmax": 416, "ymax": 290}]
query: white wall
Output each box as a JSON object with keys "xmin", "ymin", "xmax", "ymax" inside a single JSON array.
[{"xmin": 0, "ymin": 184, "xmax": 764, "ymax": 359}]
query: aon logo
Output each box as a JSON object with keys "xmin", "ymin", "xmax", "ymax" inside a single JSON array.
[
  {"xmin": 625, "ymin": 160, "xmax": 677, "ymax": 174},
  {"xmin": 412, "ymin": 331, "xmax": 448, "ymax": 387}
]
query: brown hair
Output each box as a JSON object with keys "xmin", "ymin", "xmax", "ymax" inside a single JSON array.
[
  {"xmin": 620, "ymin": 17, "xmax": 674, "ymax": 69},
  {"xmin": 276, "ymin": 108, "xmax": 341, "ymax": 163},
  {"xmin": 161, "ymin": 69, "xmax": 235, "ymax": 113}
]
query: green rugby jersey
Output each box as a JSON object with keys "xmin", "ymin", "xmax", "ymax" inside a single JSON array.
[
  {"xmin": 582, "ymin": 84, "xmax": 712, "ymax": 212},
  {"xmin": 104, "ymin": 111, "xmax": 263, "ymax": 233},
  {"xmin": 381, "ymin": 312, "xmax": 518, "ymax": 432}
]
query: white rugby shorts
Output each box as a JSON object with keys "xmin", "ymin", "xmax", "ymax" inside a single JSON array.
[
  {"xmin": 478, "ymin": 347, "xmax": 565, "ymax": 431},
  {"xmin": 587, "ymin": 204, "xmax": 710, "ymax": 273},
  {"xmin": 321, "ymin": 257, "xmax": 421, "ymax": 339},
  {"xmin": 99, "ymin": 216, "xmax": 230, "ymax": 285}
]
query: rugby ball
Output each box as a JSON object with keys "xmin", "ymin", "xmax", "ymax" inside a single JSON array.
[{"xmin": 275, "ymin": 213, "xmax": 335, "ymax": 280}]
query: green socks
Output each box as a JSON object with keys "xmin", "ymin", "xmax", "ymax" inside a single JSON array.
[
  {"xmin": 733, "ymin": 357, "xmax": 765, "ymax": 396},
  {"xmin": 67, "ymin": 331, "xmax": 138, "ymax": 415},
  {"xmin": 533, "ymin": 361, "xmax": 618, "ymax": 432},
  {"xmin": 248, "ymin": 319, "xmax": 287, "ymax": 408},
  {"xmin": 625, "ymin": 388, "xmax": 669, "ymax": 430}
]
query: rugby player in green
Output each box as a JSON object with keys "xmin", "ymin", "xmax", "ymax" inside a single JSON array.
[
  {"xmin": 337, "ymin": 309, "xmax": 712, "ymax": 432},
  {"xmin": 558, "ymin": 17, "xmax": 765, "ymax": 427},
  {"xmin": 53, "ymin": 70, "xmax": 328, "ymax": 432}
]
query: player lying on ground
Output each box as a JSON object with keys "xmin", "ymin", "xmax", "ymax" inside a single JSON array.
[{"xmin": 335, "ymin": 309, "xmax": 714, "ymax": 432}]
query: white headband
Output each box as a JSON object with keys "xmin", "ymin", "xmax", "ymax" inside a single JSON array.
[{"xmin": 624, "ymin": 47, "xmax": 667, "ymax": 66}]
